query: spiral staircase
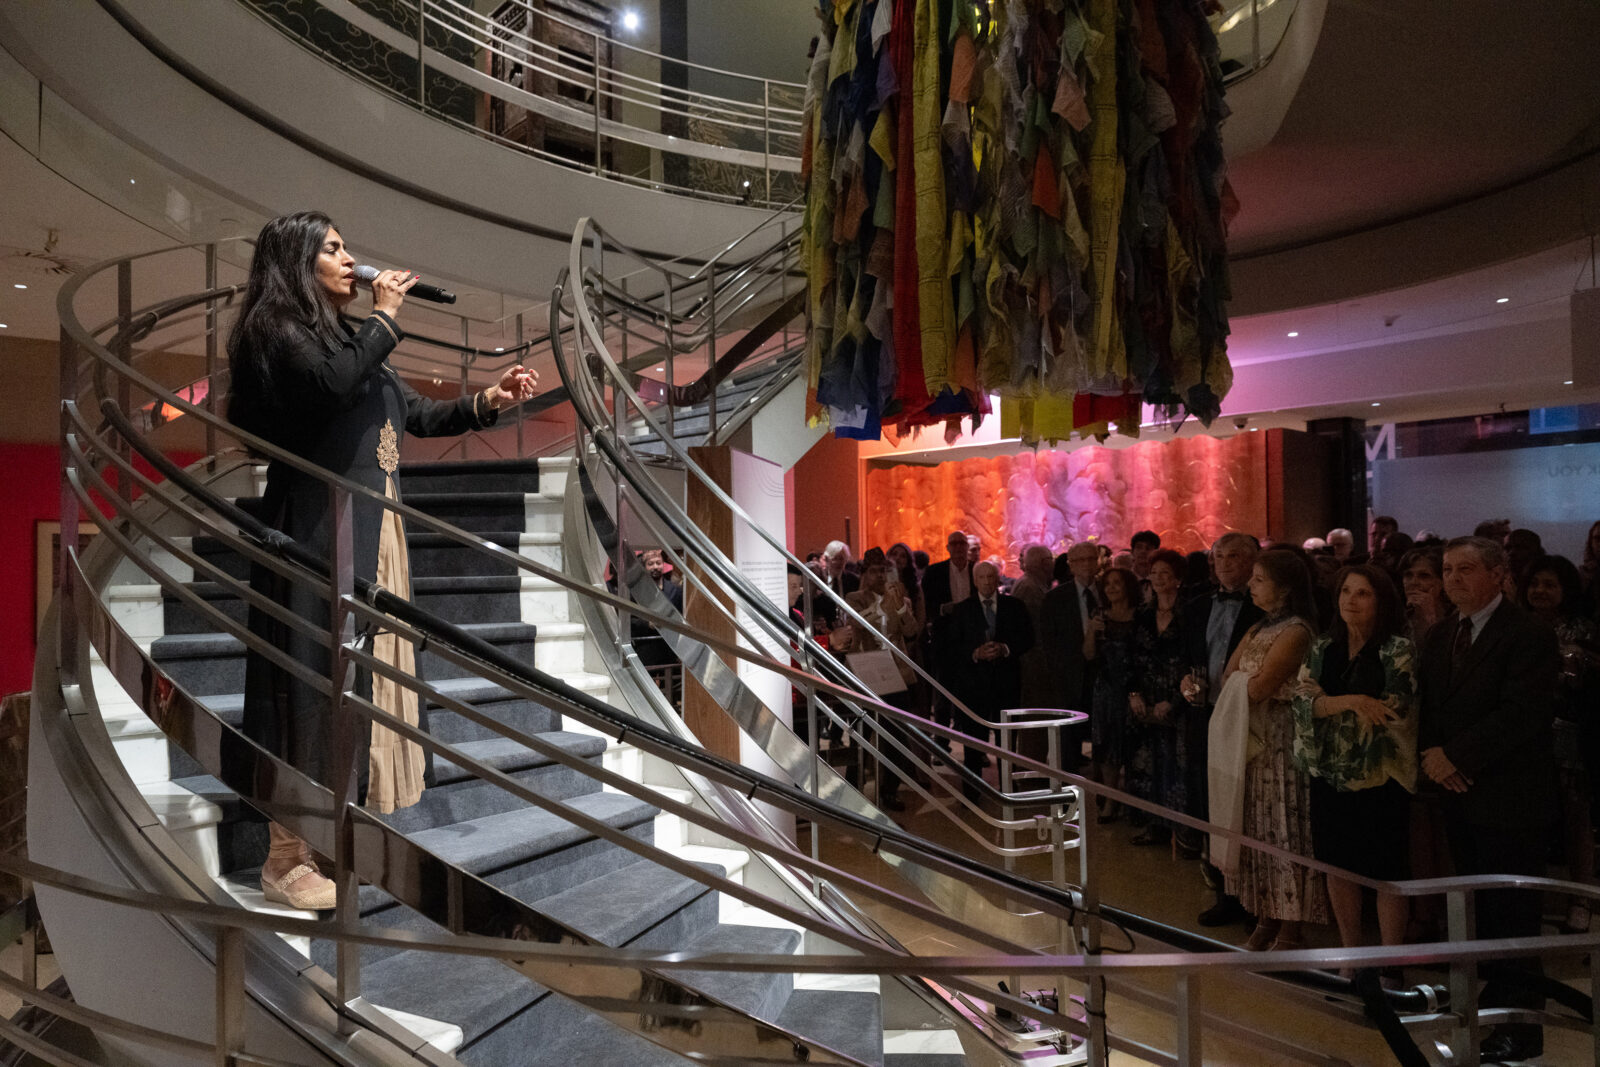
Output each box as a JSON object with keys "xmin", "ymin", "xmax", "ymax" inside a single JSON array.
[{"xmin": 11, "ymin": 1, "xmax": 1600, "ymax": 1065}]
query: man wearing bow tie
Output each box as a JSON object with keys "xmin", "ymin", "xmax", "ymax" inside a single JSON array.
[
  {"xmin": 1177, "ymin": 532, "xmax": 1263, "ymax": 926},
  {"xmin": 1418, "ymin": 536, "xmax": 1560, "ymax": 1065}
]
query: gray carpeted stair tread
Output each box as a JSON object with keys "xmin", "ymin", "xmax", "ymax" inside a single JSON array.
[
  {"xmin": 408, "ymin": 792, "xmax": 658, "ymax": 876},
  {"xmin": 361, "ymin": 949, "xmax": 545, "ymax": 1045},
  {"xmin": 154, "ymin": 618, "xmax": 535, "ymax": 658},
  {"xmin": 777, "ymin": 989, "xmax": 884, "ymax": 1067},
  {"xmin": 668, "ymin": 923, "xmax": 803, "ymax": 1021},
  {"xmin": 399, "ymin": 458, "xmax": 541, "ymax": 496},
  {"xmin": 461, "ymin": 988, "xmax": 695, "ymax": 1066},
  {"xmin": 532, "ymin": 859, "xmax": 721, "ymax": 948},
  {"xmin": 431, "ymin": 733, "xmax": 606, "ymax": 785}
]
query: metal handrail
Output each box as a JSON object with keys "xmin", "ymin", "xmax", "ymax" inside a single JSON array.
[
  {"xmin": 249, "ymin": 0, "xmax": 803, "ymax": 207},
  {"xmin": 49, "ymin": 239, "xmax": 1107, "ymax": 1061},
  {"xmin": 41, "ymin": 237, "xmax": 1600, "ymax": 1067}
]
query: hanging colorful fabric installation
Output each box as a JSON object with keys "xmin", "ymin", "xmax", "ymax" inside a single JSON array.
[{"xmin": 802, "ymin": 0, "xmax": 1236, "ymax": 445}]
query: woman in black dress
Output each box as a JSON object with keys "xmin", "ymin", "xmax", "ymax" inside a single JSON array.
[{"xmin": 227, "ymin": 211, "xmax": 536, "ymax": 909}]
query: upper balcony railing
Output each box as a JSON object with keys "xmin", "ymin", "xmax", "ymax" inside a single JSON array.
[{"xmin": 241, "ymin": 0, "xmax": 805, "ymax": 208}]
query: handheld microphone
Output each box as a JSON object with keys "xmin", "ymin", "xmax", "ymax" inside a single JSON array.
[{"xmin": 353, "ymin": 264, "xmax": 457, "ymax": 304}]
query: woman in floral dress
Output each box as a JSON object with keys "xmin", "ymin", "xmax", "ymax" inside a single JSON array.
[
  {"xmin": 1223, "ymin": 549, "xmax": 1328, "ymax": 950},
  {"xmin": 1292, "ymin": 564, "xmax": 1417, "ymax": 969}
]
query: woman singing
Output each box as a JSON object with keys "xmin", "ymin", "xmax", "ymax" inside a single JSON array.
[{"xmin": 227, "ymin": 212, "xmax": 537, "ymax": 909}]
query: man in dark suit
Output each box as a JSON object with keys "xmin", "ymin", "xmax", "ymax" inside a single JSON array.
[
  {"xmin": 1035, "ymin": 541, "xmax": 1104, "ymax": 769},
  {"xmin": 948, "ymin": 561, "xmax": 1034, "ymax": 800},
  {"xmin": 1419, "ymin": 536, "xmax": 1561, "ymax": 1064},
  {"xmin": 1176, "ymin": 532, "xmax": 1263, "ymax": 926},
  {"xmin": 815, "ymin": 540, "xmax": 859, "ymax": 628},
  {"xmin": 921, "ymin": 531, "xmax": 976, "ymax": 738}
]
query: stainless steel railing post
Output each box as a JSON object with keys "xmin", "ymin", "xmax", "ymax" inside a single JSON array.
[
  {"xmin": 592, "ymin": 31, "xmax": 604, "ymax": 175},
  {"xmin": 763, "ymin": 79, "xmax": 772, "ymax": 204},
  {"xmin": 204, "ymin": 243, "xmax": 218, "ymax": 471},
  {"xmin": 328, "ymin": 482, "xmax": 361, "ymax": 1005},
  {"xmin": 116, "ymin": 259, "xmax": 134, "ymax": 499},
  {"xmin": 1175, "ymin": 970, "xmax": 1203, "ymax": 1065},
  {"xmin": 705, "ymin": 271, "xmax": 718, "ymax": 435},
  {"xmin": 416, "ymin": 0, "xmax": 427, "ymax": 105},
  {"xmin": 664, "ymin": 279, "xmax": 677, "ymax": 440},
  {"xmin": 801, "ymin": 581, "xmax": 823, "ymax": 876},
  {"xmin": 1078, "ymin": 786, "xmax": 1105, "ymax": 1062},
  {"xmin": 514, "ymin": 311, "xmax": 525, "ymax": 457},
  {"xmin": 1447, "ymin": 887, "xmax": 1481, "ymax": 1067},
  {"xmin": 57, "ymin": 327, "xmax": 83, "ymax": 680},
  {"xmin": 214, "ymin": 925, "xmax": 246, "ymax": 1066}
]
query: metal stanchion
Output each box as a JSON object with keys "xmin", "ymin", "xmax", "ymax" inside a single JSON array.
[
  {"xmin": 328, "ymin": 483, "xmax": 361, "ymax": 1004},
  {"xmin": 1447, "ymin": 888, "xmax": 1481, "ymax": 1067}
]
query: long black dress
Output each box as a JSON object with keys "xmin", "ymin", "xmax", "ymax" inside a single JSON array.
[{"xmin": 231, "ymin": 311, "xmax": 497, "ymax": 799}]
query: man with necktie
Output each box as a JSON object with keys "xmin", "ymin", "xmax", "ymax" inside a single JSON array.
[
  {"xmin": 1419, "ymin": 537, "xmax": 1560, "ymax": 1065},
  {"xmin": 1175, "ymin": 532, "xmax": 1263, "ymax": 925},
  {"xmin": 949, "ymin": 561, "xmax": 1034, "ymax": 801},
  {"xmin": 1038, "ymin": 541, "xmax": 1105, "ymax": 770},
  {"xmin": 922, "ymin": 530, "xmax": 978, "ymax": 742}
]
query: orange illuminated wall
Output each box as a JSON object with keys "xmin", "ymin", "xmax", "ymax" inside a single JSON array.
[{"xmin": 863, "ymin": 432, "xmax": 1269, "ymax": 571}]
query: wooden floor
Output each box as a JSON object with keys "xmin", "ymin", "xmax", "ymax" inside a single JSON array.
[{"xmin": 810, "ymin": 745, "xmax": 1594, "ymax": 1066}]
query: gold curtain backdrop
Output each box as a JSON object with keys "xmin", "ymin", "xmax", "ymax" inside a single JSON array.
[{"xmin": 864, "ymin": 431, "xmax": 1266, "ymax": 575}]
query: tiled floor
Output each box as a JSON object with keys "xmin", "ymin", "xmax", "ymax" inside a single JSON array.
[{"xmin": 805, "ymin": 750, "xmax": 1594, "ymax": 1066}]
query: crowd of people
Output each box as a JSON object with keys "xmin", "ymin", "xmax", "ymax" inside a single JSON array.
[{"xmin": 796, "ymin": 517, "xmax": 1600, "ymax": 1063}]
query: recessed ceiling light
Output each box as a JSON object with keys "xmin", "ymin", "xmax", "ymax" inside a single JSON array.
[
  {"xmin": 1565, "ymin": 380, "xmax": 1574, "ymax": 385},
  {"xmin": 0, "ymin": 323, "xmax": 7, "ymax": 329},
  {"xmin": 1286, "ymin": 331, "xmax": 1298, "ymax": 337},
  {"xmin": 129, "ymin": 179, "xmax": 136, "ymax": 185},
  {"xmin": 1495, "ymin": 297, "xmax": 1509, "ymax": 303},
  {"xmin": 1248, "ymin": 426, "xmax": 1259, "ymax": 432},
  {"xmin": 1371, "ymin": 402, "xmax": 1381, "ymax": 407},
  {"xmin": 495, "ymin": 346, "xmax": 504, "ymax": 352},
  {"xmin": 13, "ymin": 284, "xmax": 26, "ymax": 290}
]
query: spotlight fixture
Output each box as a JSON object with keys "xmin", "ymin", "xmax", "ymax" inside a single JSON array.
[
  {"xmin": 1495, "ymin": 297, "xmax": 1509, "ymax": 304},
  {"xmin": 1286, "ymin": 331, "xmax": 1298, "ymax": 337},
  {"xmin": 620, "ymin": 8, "xmax": 640, "ymax": 31}
]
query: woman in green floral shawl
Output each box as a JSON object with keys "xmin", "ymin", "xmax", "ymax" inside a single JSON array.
[{"xmin": 1292, "ymin": 564, "xmax": 1418, "ymax": 970}]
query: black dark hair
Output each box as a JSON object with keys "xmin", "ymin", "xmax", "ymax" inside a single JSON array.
[
  {"xmin": 1130, "ymin": 529, "xmax": 1161, "ymax": 550},
  {"xmin": 1521, "ymin": 554, "xmax": 1584, "ymax": 618},
  {"xmin": 912, "ymin": 549, "xmax": 930, "ymax": 569},
  {"xmin": 1253, "ymin": 548, "xmax": 1318, "ymax": 624},
  {"xmin": 227, "ymin": 211, "xmax": 345, "ymax": 433},
  {"xmin": 1053, "ymin": 552, "xmax": 1073, "ymax": 584},
  {"xmin": 1327, "ymin": 564, "xmax": 1404, "ymax": 648},
  {"xmin": 1148, "ymin": 548, "xmax": 1187, "ymax": 584}
]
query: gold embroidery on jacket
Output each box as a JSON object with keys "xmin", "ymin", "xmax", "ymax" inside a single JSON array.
[{"xmin": 377, "ymin": 419, "xmax": 400, "ymax": 474}]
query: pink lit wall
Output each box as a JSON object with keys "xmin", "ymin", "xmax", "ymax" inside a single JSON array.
[{"xmin": 864, "ymin": 433, "xmax": 1268, "ymax": 573}]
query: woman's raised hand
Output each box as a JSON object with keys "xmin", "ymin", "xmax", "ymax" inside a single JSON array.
[
  {"xmin": 371, "ymin": 269, "xmax": 419, "ymax": 317},
  {"xmin": 488, "ymin": 364, "xmax": 540, "ymax": 408}
]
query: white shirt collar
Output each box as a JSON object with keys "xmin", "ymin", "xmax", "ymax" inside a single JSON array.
[{"xmin": 1465, "ymin": 593, "xmax": 1502, "ymax": 641}]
